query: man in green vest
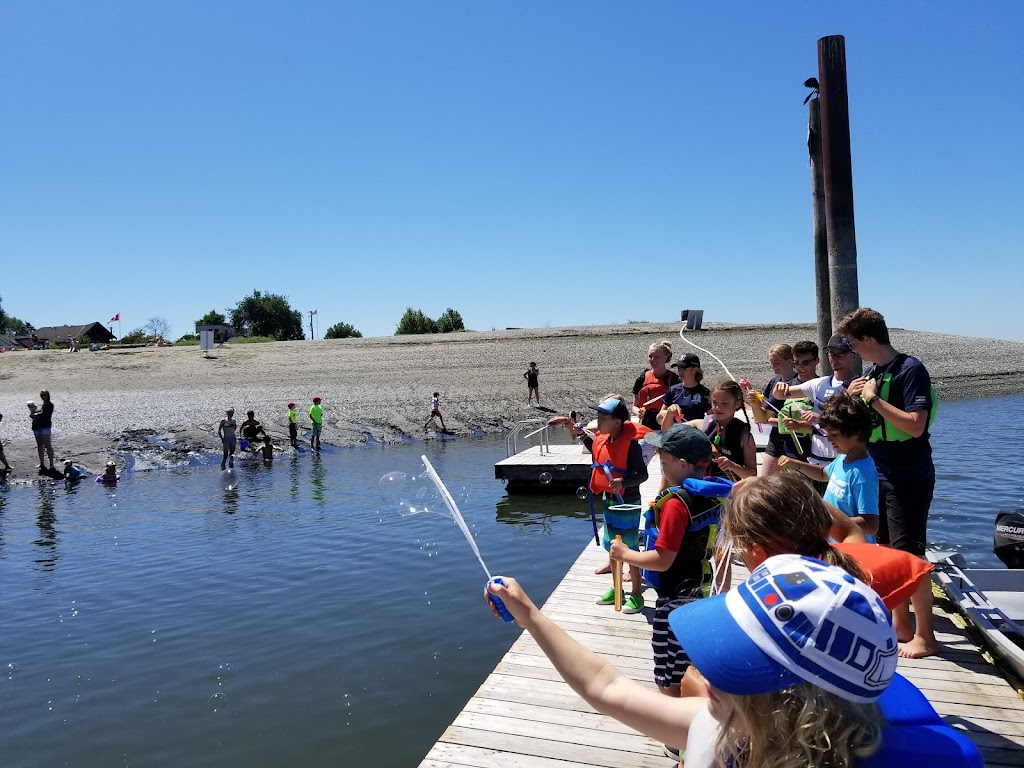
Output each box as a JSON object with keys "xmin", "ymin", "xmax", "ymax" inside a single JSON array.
[{"xmin": 839, "ymin": 307, "xmax": 939, "ymax": 658}]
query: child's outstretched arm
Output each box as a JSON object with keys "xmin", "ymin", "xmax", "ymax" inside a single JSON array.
[
  {"xmin": 485, "ymin": 578, "xmax": 706, "ymax": 748},
  {"xmin": 777, "ymin": 455, "xmax": 828, "ymax": 483}
]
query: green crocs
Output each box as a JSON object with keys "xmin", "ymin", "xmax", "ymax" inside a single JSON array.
[
  {"xmin": 596, "ymin": 587, "xmax": 616, "ymax": 605},
  {"xmin": 623, "ymin": 594, "xmax": 645, "ymax": 614}
]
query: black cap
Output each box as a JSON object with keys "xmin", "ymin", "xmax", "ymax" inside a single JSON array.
[
  {"xmin": 671, "ymin": 353, "xmax": 701, "ymax": 369},
  {"xmin": 643, "ymin": 424, "xmax": 713, "ymax": 463},
  {"xmin": 826, "ymin": 334, "xmax": 854, "ymax": 354}
]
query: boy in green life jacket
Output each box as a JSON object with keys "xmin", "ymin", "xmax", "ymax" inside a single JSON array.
[
  {"xmin": 309, "ymin": 396, "xmax": 323, "ymax": 451},
  {"xmin": 610, "ymin": 424, "xmax": 721, "ymax": 732}
]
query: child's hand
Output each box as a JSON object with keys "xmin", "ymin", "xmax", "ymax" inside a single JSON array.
[
  {"xmin": 715, "ymin": 456, "xmax": 737, "ymax": 472},
  {"xmin": 800, "ymin": 411, "xmax": 820, "ymax": 426},
  {"xmin": 609, "ymin": 539, "xmax": 629, "ymax": 562},
  {"xmin": 485, "ymin": 577, "xmax": 535, "ymax": 626},
  {"xmin": 745, "ymin": 390, "xmax": 761, "ymax": 406},
  {"xmin": 608, "ymin": 477, "xmax": 624, "ymax": 493},
  {"xmin": 777, "ymin": 456, "xmax": 794, "ymax": 471},
  {"xmin": 782, "ymin": 417, "xmax": 805, "ymax": 431},
  {"xmin": 772, "ymin": 381, "xmax": 789, "ymax": 400}
]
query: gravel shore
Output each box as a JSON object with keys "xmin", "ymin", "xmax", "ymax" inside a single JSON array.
[{"xmin": 2, "ymin": 322, "xmax": 1023, "ymax": 481}]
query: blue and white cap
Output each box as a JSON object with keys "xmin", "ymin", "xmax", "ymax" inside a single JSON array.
[{"xmin": 669, "ymin": 554, "xmax": 897, "ymax": 703}]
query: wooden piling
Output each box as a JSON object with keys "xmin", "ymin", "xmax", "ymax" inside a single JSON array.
[
  {"xmin": 808, "ymin": 96, "xmax": 833, "ymax": 375},
  {"xmin": 817, "ymin": 35, "xmax": 861, "ymax": 344}
]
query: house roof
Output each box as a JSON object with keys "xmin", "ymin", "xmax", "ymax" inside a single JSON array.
[{"xmin": 34, "ymin": 323, "xmax": 116, "ymax": 340}]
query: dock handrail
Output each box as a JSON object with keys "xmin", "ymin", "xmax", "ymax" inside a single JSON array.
[{"xmin": 506, "ymin": 419, "xmax": 550, "ymax": 457}]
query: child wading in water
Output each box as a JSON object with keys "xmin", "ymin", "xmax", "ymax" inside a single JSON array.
[
  {"xmin": 310, "ymin": 397, "xmax": 323, "ymax": 451},
  {"xmin": 424, "ymin": 392, "xmax": 446, "ymax": 432},
  {"xmin": 218, "ymin": 408, "xmax": 237, "ymax": 470},
  {"xmin": 689, "ymin": 381, "xmax": 756, "ymax": 481},
  {"xmin": 287, "ymin": 402, "xmax": 298, "ymax": 448},
  {"xmin": 523, "ymin": 362, "xmax": 540, "ymax": 404},
  {"xmin": 486, "ymin": 553, "xmax": 897, "ymax": 768}
]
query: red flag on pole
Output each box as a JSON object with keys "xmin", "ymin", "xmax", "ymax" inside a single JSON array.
[{"xmin": 109, "ymin": 313, "xmax": 120, "ymax": 323}]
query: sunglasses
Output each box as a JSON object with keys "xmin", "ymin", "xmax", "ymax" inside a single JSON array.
[
  {"xmin": 827, "ymin": 349, "xmax": 852, "ymax": 357},
  {"xmin": 793, "ymin": 359, "xmax": 817, "ymax": 367}
]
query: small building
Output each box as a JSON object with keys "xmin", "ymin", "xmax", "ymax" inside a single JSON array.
[
  {"xmin": 196, "ymin": 323, "xmax": 235, "ymax": 343},
  {"xmin": 33, "ymin": 323, "xmax": 117, "ymax": 347}
]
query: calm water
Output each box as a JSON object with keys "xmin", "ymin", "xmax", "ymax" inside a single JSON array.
[{"xmin": 1, "ymin": 395, "xmax": 1021, "ymax": 766}]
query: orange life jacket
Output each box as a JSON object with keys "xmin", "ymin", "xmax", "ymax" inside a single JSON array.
[
  {"xmin": 635, "ymin": 369, "xmax": 672, "ymax": 411},
  {"xmin": 589, "ymin": 421, "xmax": 651, "ymax": 493}
]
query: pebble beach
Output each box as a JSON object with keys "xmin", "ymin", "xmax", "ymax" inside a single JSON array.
[{"xmin": 2, "ymin": 322, "xmax": 1023, "ymax": 481}]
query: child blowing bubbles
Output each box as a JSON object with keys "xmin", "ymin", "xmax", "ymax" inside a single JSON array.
[
  {"xmin": 611, "ymin": 424, "xmax": 720, "ymax": 755},
  {"xmin": 486, "ymin": 555, "xmax": 895, "ymax": 767},
  {"xmin": 576, "ymin": 396, "xmax": 649, "ymax": 613},
  {"xmin": 778, "ymin": 393, "xmax": 880, "ymax": 542}
]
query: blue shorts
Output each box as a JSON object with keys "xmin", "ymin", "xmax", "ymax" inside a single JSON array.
[{"xmin": 311, "ymin": 423, "xmax": 322, "ymax": 437}]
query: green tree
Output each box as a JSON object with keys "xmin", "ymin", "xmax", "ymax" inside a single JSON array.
[
  {"xmin": 324, "ymin": 322, "xmax": 363, "ymax": 339},
  {"xmin": 436, "ymin": 308, "xmax": 465, "ymax": 333},
  {"xmin": 120, "ymin": 327, "xmax": 150, "ymax": 344},
  {"xmin": 196, "ymin": 310, "xmax": 226, "ymax": 326},
  {"xmin": 0, "ymin": 295, "xmax": 31, "ymax": 335},
  {"xmin": 395, "ymin": 308, "xmax": 437, "ymax": 335},
  {"xmin": 229, "ymin": 290, "xmax": 305, "ymax": 340}
]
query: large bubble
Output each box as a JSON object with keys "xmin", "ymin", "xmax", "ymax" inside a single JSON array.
[
  {"xmin": 220, "ymin": 469, "xmax": 239, "ymax": 491},
  {"xmin": 380, "ymin": 471, "xmax": 436, "ymax": 516},
  {"xmin": 576, "ymin": 486, "xmax": 589, "ymax": 500},
  {"xmin": 538, "ymin": 472, "xmax": 552, "ymax": 485}
]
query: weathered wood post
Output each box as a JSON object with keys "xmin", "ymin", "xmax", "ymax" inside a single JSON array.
[
  {"xmin": 808, "ymin": 95, "xmax": 832, "ymax": 375},
  {"xmin": 817, "ymin": 35, "xmax": 860, "ymax": 365}
]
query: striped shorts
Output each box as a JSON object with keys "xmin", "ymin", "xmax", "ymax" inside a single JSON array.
[{"xmin": 652, "ymin": 593, "xmax": 700, "ymax": 689}]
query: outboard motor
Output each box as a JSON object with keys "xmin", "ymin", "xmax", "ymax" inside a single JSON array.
[{"xmin": 993, "ymin": 509, "xmax": 1024, "ymax": 569}]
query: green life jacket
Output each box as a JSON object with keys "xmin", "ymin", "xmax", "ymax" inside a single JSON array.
[
  {"xmin": 646, "ymin": 478, "xmax": 731, "ymax": 598},
  {"xmin": 869, "ymin": 360, "xmax": 939, "ymax": 443}
]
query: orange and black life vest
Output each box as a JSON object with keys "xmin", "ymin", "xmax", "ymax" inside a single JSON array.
[
  {"xmin": 635, "ymin": 369, "xmax": 672, "ymax": 411},
  {"xmin": 589, "ymin": 421, "xmax": 650, "ymax": 493}
]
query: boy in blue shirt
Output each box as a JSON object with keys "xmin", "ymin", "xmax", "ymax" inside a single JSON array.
[{"xmin": 779, "ymin": 393, "xmax": 879, "ymax": 542}]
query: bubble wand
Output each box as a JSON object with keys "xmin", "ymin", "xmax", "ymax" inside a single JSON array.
[
  {"xmin": 613, "ymin": 535, "xmax": 623, "ymax": 612},
  {"xmin": 420, "ymin": 456, "xmax": 514, "ymax": 622},
  {"xmin": 739, "ymin": 379, "xmax": 764, "ymax": 433}
]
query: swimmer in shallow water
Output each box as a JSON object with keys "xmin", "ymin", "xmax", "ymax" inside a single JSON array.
[{"xmin": 218, "ymin": 408, "xmax": 237, "ymax": 469}]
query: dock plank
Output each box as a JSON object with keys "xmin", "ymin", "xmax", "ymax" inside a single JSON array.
[{"xmin": 422, "ymin": 451, "xmax": 1024, "ymax": 765}]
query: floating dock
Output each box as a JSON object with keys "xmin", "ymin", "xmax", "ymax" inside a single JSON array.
[{"xmin": 423, "ymin": 460, "xmax": 1024, "ymax": 767}]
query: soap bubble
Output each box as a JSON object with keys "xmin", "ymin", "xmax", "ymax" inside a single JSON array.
[
  {"xmin": 220, "ymin": 469, "xmax": 239, "ymax": 491},
  {"xmin": 208, "ymin": 692, "xmax": 228, "ymax": 711},
  {"xmin": 380, "ymin": 470, "xmax": 436, "ymax": 516},
  {"xmin": 538, "ymin": 472, "xmax": 552, "ymax": 485},
  {"xmin": 554, "ymin": 464, "xmax": 567, "ymax": 472},
  {"xmin": 576, "ymin": 486, "xmax": 589, "ymax": 500}
]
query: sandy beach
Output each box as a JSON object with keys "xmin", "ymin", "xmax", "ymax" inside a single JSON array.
[{"xmin": 2, "ymin": 322, "xmax": 1023, "ymax": 481}]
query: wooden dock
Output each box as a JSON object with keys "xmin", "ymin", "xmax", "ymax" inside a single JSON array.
[
  {"xmin": 426, "ymin": 461, "xmax": 1024, "ymax": 767},
  {"xmin": 494, "ymin": 443, "xmax": 593, "ymax": 492}
]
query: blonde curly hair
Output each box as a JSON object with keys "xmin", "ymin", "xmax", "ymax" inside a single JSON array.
[{"xmin": 714, "ymin": 682, "xmax": 884, "ymax": 768}]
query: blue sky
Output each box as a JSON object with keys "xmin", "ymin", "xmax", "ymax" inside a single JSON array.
[{"xmin": 2, "ymin": 2, "xmax": 1021, "ymax": 341}]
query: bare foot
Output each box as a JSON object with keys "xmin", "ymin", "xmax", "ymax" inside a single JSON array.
[
  {"xmin": 595, "ymin": 564, "xmax": 611, "ymax": 575},
  {"xmin": 898, "ymin": 637, "xmax": 940, "ymax": 659}
]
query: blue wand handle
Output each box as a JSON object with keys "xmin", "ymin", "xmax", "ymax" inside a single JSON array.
[{"xmin": 488, "ymin": 578, "xmax": 515, "ymax": 623}]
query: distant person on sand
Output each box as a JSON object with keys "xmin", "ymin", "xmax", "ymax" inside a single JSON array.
[
  {"xmin": 523, "ymin": 362, "xmax": 540, "ymax": 404},
  {"xmin": 0, "ymin": 413, "xmax": 11, "ymax": 472},
  {"xmin": 310, "ymin": 397, "xmax": 323, "ymax": 451},
  {"xmin": 424, "ymin": 392, "xmax": 447, "ymax": 432},
  {"xmin": 240, "ymin": 410, "xmax": 265, "ymax": 449},
  {"xmin": 218, "ymin": 408, "xmax": 237, "ymax": 470},
  {"xmin": 30, "ymin": 390, "xmax": 56, "ymax": 473},
  {"xmin": 633, "ymin": 341, "xmax": 680, "ymax": 431},
  {"xmin": 287, "ymin": 402, "xmax": 299, "ymax": 448}
]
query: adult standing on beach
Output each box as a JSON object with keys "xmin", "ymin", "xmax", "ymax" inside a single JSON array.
[
  {"xmin": 839, "ymin": 307, "xmax": 939, "ymax": 658},
  {"xmin": 523, "ymin": 362, "xmax": 540, "ymax": 405},
  {"xmin": 633, "ymin": 341, "xmax": 679, "ymax": 431},
  {"xmin": 31, "ymin": 390, "xmax": 56, "ymax": 472}
]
